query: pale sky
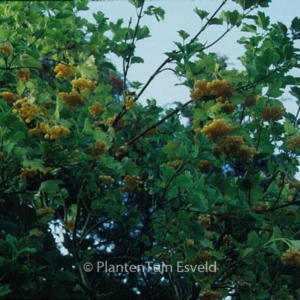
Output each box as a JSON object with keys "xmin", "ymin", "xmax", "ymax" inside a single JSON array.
[{"xmin": 80, "ymin": 0, "xmax": 300, "ymax": 111}]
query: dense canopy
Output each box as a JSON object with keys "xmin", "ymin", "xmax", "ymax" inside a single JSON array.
[{"xmin": 1, "ymin": 0, "xmax": 300, "ymax": 299}]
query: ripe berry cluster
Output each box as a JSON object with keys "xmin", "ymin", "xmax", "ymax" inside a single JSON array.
[
  {"xmin": 20, "ymin": 167, "xmax": 37, "ymax": 178},
  {"xmin": 54, "ymin": 62, "xmax": 72, "ymax": 78},
  {"xmin": 1, "ymin": 91, "xmax": 16, "ymax": 104},
  {"xmin": 199, "ymin": 290, "xmax": 222, "ymax": 300},
  {"xmin": 281, "ymin": 249, "xmax": 300, "ymax": 266},
  {"xmin": 72, "ymin": 78, "xmax": 97, "ymax": 92},
  {"xmin": 13, "ymin": 98, "xmax": 38, "ymax": 123},
  {"xmin": 190, "ymin": 79, "xmax": 234, "ymax": 101},
  {"xmin": 89, "ymin": 102, "xmax": 106, "ymax": 116},
  {"xmin": 198, "ymin": 214, "xmax": 211, "ymax": 229},
  {"xmin": 17, "ymin": 69, "xmax": 30, "ymax": 82},
  {"xmin": 60, "ymin": 90, "xmax": 85, "ymax": 108},
  {"xmin": 99, "ymin": 175, "xmax": 115, "ymax": 185},
  {"xmin": 36, "ymin": 206, "xmax": 55, "ymax": 217}
]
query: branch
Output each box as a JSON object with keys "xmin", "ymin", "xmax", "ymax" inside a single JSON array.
[
  {"xmin": 188, "ymin": 0, "xmax": 228, "ymax": 46},
  {"xmin": 127, "ymin": 99, "xmax": 193, "ymax": 145}
]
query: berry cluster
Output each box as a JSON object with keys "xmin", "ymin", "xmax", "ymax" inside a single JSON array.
[
  {"xmin": 286, "ymin": 136, "xmax": 300, "ymax": 151},
  {"xmin": 125, "ymin": 96, "xmax": 135, "ymax": 110},
  {"xmin": 221, "ymin": 102, "xmax": 236, "ymax": 113},
  {"xmin": 30, "ymin": 123, "xmax": 69, "ymax": 141},
  {"xmin": 204, "ymin": 232, "xmax": 214, "ymax": 240},
  {"xmin": 17, "ymin": 68, "xmax": 30, "ymax": 82},
  {"xmin": 260, "ymin": 106, "xmax": 284, "ymax": 122},
  {"xmin": 44, "ymin": 125, "xmax": 70, "ymax": 141},
  {"xmin": 193, "ymin": 251, "xmax": 211, "ymax": 264},
  {"xmin": 167, "ymin": 159, "xmax": 182, "ymax": 169},
  {"xmin": 72, "ymin": 78, "xmax": 97, "ymax": 92},
  {"xmin": 60, "ymin": 90, "xmax": 85, "ymax": 108},
  {"xmin": 1, "ymin": 91, "xmax": 16, "ymax": 104},
  {"xmin": 207, "ymin": 80, "xmax": 234, "ymax": 98},
  {"xmin": 115, "ymin": 145, "xmax": 128, "ymax": 160},
  {"xmin": 285, "ymin": 209, "xmax": 297, "ymax": 216},
  {"xmin": 199, "ymin": 290, "xmax": 222, "ymax": 300},
  {"xmin": 99, "ymin": 175, "xmax": 115, "ymax": 185},
  {"xmin": 143, "ymin": 127, "xmax": 158, "ymax": 137},
  {"xmin": 222, "ymin": 234, "xmax": 233, "ymax": 245},
  {"xmin": 20, "ymin": 167, "xmax": 37, "ymax": 178},
  {"xmin": 214, "ymin": 135, "xmax": 255, "ymax": 161},
  {"xmin": 245, "ymin": 93, "xmax": 260, "ymax": 107},
  {"xmin": 107, "ymin": 116, "xmax": 125, "ymax": 129},
  {"xmin": 91, "ymin": 120, "xmax": 104, "ymax": 128},
  {"xmin": 121, "ymin": 175, "xmax": 142, "ymax": 192},
  {"xmin": 197, "ymin": 119, "xmax": 233, "ymax": 142},
  {"xmin": 250, "ymin": 201, "xmax": 267, "ymax": 213},
  {"xmin": 190, "ymin": 79, "xmax": 208, "ymax": 101},
  {"xmin": 85, "ymin": 140, "xmax": 108, "ymax": 159},
  {"xmin": 65, "ymin": 219, "xmax": 75, "ymax": 233},
  {"xmin": 289, "ymin": 181, "xmax": 300, "ymax": 189},
  {"xmin": 28, "ymin": 122, "xmax": 49, "ymax": 136},
  {"xmin": 190, "ymin": 79, "xmax": 234, "ymax": 101},
  {"xmin": 0, "ymin": 44, "xmax": 11, "ymax": 54},
  {"xmin": 198, "ymin": 160, "xmax": 213, "ymax": 173},
  {"xmin": 13, "ymin": 98, "xmax": 38, "ymax": 123},
  {"xmin": 36, "ymin": 206, "xmax": 55, "ymax": 217},
  {"xmin": 281, "ymin": 249, "xmax": 300, "ymax": 266},
  {"xmin": 236, "ymin": 281, "xmax": 250, "ymax": 290},
  {"xmin": 186, "ymin": 239, "xmax": 195, "ymax": 248},
  {"xmin": 88, "ymin": 102, "xmax": 106, "ymax": 117},
  {"xmin": 198, "ymin": 214, "xmax": 211, "ymax": 229},
  {"xmin": 54, "ymin": 61, "xmax": 72, "ymax": 78}
]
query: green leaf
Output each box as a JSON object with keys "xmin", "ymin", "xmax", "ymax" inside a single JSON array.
[
  {"xmin": 178, "ymin": 144, "xmax": 188, "ymax": 160},
  {"xmin": 129, "ymin": 0, "xmax": 144, "ymax": 8},
  {"xmin": 193, "ymin": 8, "xmax": 209, "ymax": 20},
  {"xmin": 209, "ymin": 17, "xmax": 223, "ymax": 25},
  {"xmin": 290, "ymin": 86, "xmax": 300, "ymax": 99},
  {"xmin": 136, "ymin": 26, "xmax": 150, "ymax": 40},
  {"xmin": 256, "ymin": 11, "xmax": 270, "ymax": 29},
  {"xmin": 54, "ymin": 95, "xmax": 63, "ymax": 121},
  {"xmin": 174, "ymin": 172, "xmax": 193, "ymax": 189},
  {"xmin": 266, "ymin": 78, "xmax": 283, "ymax": 97},
  {"xmin": 55, "ymin": 11, "xmax": 73, "ymax": 19},
  {"xmin": 144, "ymin": 6, "xmax": 165, "ymax": 22},
  {"xmin": 261, "ymin": 47, "xmax": 280, "ymax": 68},
  {"xmin": 23, "ymin": 158, "xmax": 44, "ymax": 171},
  {"xmin": 93, "ymin": 129, "xmax": 111, "ymax": 145},
  {"xmin": 82, "ymin": 118, "xmax": 93, "ymax": 135},
  {"xmin": 76, "ymin": 0, "xmax": 89, "ymax": 11},
  {"xmin": 39, "ymin": 180, "xmax": 62, "ymax": 195},
  {"xmin": 0, "ymin": 256, "xmax": 5, "ymax": 267},
  {"xmin": 20, "ymin": 55, "xmax": 41, "ymax": 68},
  {"xmin": 247, "ymin": 231, "xmax": 260, "ymax": 247},
  {"xmin": 177, "ymin": 30, "xmax": 190, "ymax": 41},
  {"xmin": 16, "ymin": 80, "xmax": 26, "ymax": 96},
  {"xmin": 0, "ymin": 284, "xmax": 11, "ymax": 297},
  {"xmin": 221, "ymin": 10, "xmax": 241, "ymax": 26},
  {"xmin": 241, "ymin": 24, "xmax": 257, "ymax": 34},
  {"xmin": 131, "ymin": 56, "xmax": 144, "ymax": 64},
  {"xmin": 79, "ymin": 55, "xmax": 98, "ymax": 79},
  {"xmin": 288, "ymin": 239, "xmax": 300, "ymax": 251},
  {"xmin": 161, "ymin": 164, "xmax": 176, "ymax": 182},
  {"xmin": 233, "ymin": 0, "xmax": 262, "ymax": 10},
  {"xmin": 284, "ymin": 119, "xmax": 295, "ymax": 135},
  {"xmin": 162, "ymin": 140, "xmax": 178, "ymax": 158},
  {"xmin": 131, "ymin": 81, "xmax": 143, "ymax": 89}
]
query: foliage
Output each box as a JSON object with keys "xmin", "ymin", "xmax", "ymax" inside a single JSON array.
[{"xmin": 0, "ymin": 0, "xmax": 300, "ymax": 299}]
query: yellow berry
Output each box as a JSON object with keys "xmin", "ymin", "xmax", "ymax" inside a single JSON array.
[{"xmin": 54, "ymin": 62, "xmax": 72, "ymax": 78}]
